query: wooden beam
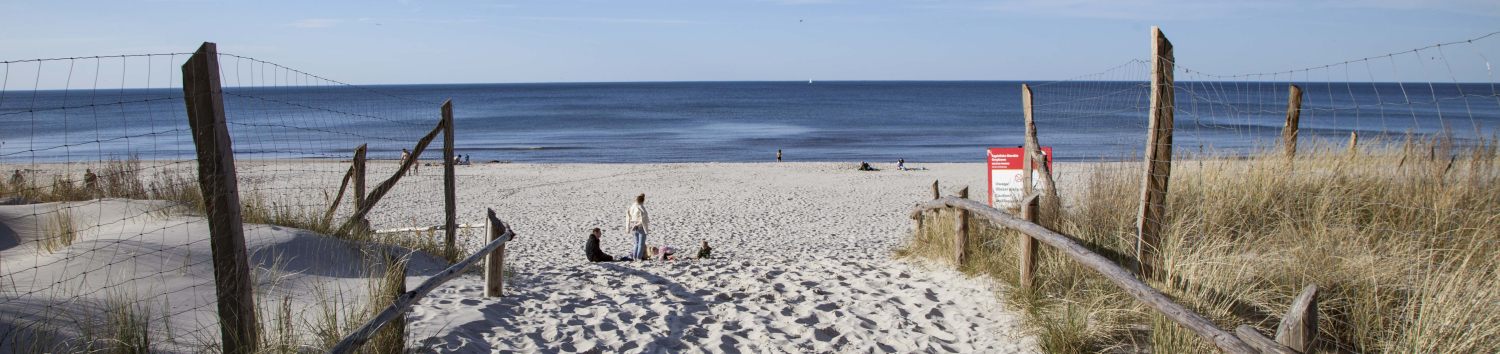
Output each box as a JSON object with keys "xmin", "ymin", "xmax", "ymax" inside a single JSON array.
[
  {"xmin": 1018, "ymin": 193, "xmax": 1040, "ymax": 290},
  {"xmin": 328, "ymin": 208, "xmax": 515, "ymax": 354},
  {"xmin": 1275, "ymin": 284, "xmax": 1319, "ymax": 352},
  {"xmin": 334, "ymin": 117, "xmax": 447, "ymax": 237},
  {"xmin": 931, "ymin": 180, "xmax": 940, "ymax": 200},
  {"xmin": 911, "ymin": 197, "xmax": 1257, "ymax": 354},
  {"xmin": 485, "ymin": 208, "xmax": 507, "ymax": 297},
  {"xmin": 1136, "ymin": 26, "xmax": 1175, "ymax": 278},
  {"xmin": 181, "ymin": 42, "xmax": 258, "ymax": 354},
  {"xmin": 1283, "ymin": 85, "xmax": 1304, "ymax": 158},
  {"xmin": 442, "ymin": 100, "xmax": 457, "ymax": 261}
]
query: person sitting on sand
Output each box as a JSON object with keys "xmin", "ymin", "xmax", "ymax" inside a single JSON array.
[
  {"xmin": 695, "ymin": 240, "xmax": 712, "ymax": 259},
  {"xmin": 584, "ymin": 228, "xmax": 621, "ymax": 262},
  {"xmin": 858, "ymin": 161, "xmax": 878, "ymax": 171},
  {"xmin": 628, "ymin": 193, "xmax": 650, "ymax": 260}
]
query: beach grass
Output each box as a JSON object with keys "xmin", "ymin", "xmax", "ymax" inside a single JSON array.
[{"xmin": 899, "ymin": 136, "xmax": 1500, "ymax": 353}]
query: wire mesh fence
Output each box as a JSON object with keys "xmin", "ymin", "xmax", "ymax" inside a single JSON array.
[{"xmin": 0, "ymin": 46, "xmax": 461, "ymax": 352}]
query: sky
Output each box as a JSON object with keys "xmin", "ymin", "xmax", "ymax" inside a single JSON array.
[{"xmin": 2, "ymin": 0, "xmax": 1499, "ymax": 88}]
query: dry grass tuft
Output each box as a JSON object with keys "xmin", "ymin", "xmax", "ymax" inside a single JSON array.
[
  {"xmin": 40, "ymin": 208, "xmax": 78, "ymax": 253},
  {"xmin": 899, "ymin": 136, "xmax": 1500, "ymax": 353}
]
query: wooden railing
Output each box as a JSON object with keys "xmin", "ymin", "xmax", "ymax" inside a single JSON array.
[
  {"xmin": 911, "ymin": 196, "xmax": 1319, "ymax": 354},
  {"xmin": 328, "ymin": 208, "xmax": 517, "ymax": 354}
]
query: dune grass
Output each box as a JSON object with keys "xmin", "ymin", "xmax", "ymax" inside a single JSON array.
[
  {"xmin": 898, "ymin": 136, "xmax": 1500, "ymax": 353},
  {"xmin": 40, "ymin": 208, "xmax": 77, "ymax": 253}
]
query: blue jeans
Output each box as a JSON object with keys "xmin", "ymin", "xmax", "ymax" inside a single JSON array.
[{"xmin": 632, "ymin": 228, "xmax": 648, "ymax": 260}]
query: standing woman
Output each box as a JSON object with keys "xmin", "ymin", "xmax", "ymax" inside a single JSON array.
[{"xmin": 627, "ymin": 193, "xmax": 650, "ymax": 260}]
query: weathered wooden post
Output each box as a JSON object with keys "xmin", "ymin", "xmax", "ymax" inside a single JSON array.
[
  {"xmin": 1283, "ymin": 85, "xmax": 1304, "ymax": 158},
  {"xmin": 1276, "ymin": 284, "xmax": 1319, "ymax": 352},
  {"xmin": 353, "ymin": 144, "xmax": 369, "ymax": 232},
  {"xmin": 1021, "ymin": 83, "xmax": 1063, "ymax": 220},
  {"xmin": 1018, "ymin": 194, "xmax": 1040, "ymax": 290},
  {"xmin": 954, "ymin": 187, "xmax": 969, "ymax": 266},
  {"xmin": 1136, "ymin": 26, "xmax": 1175, "ymax": 278},
  {"xmin": 931, "ymin": 180, "xmax": 940, "ymax": 200},
  {"xmin": 442, "ymin": 100, "xmax": 457, "ymax": 261},
  {"xmin": 354, "ymin": 144, "xmax": 367, "ymax": 209},
  {"xmin": 181, "ymin": 42, "xmax": 258, "ymax": 354},
  {"xmin": 1348, "ymin": 131, "xmax": 1359, "ymax": 156},
  {"xmin": 485, "ymin": 209, "xmax": 508, "ymax": 297}
]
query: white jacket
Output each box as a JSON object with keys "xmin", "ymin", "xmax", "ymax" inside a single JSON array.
[{"xmin": 627, "ymin": 202, "xmax": 649, "ymax": 234}]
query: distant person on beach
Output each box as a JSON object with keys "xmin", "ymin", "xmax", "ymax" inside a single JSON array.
[
  {"xmin": 463, "ymin": 155, "xmax": 471, "ymax": 165},
  {"xmin": 584, "ymin": 228, "xmax": 620, "ymax": 262},
  {"xmin": 400, "ymin": 149, "xmax": 415, "ymax": 176},
  {"xmin": 628, "ymin": 193, "xmax": 650, "ymax": 260},
  {"xmin": 777, "ymin": 149, "xmax": 782, "ymax": 162},
  {"xmin": 9, "ymin": 169, "xmax": 24, "ymax": 189},
  {"xmin": 83, "ymin": 169, "xmax": 99, "ymax": 196},
  {"xmin": 897, "ymin": 159, "xmax": 906, "ymax": 171},
  {"xmin": 858, "ymin": 161, "xmax": 878, "ymax": 171}
]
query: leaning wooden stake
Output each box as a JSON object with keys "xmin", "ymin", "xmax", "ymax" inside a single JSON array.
[
  {"xmin": 1018, "ymin": 194, "xmax": 1040, "ymax": 290},
  {"xmin": 442, "ymin": 100, "xmax": 458, "ymax": 261},
  {"xmin": 485, "ymin": 208, "xmax": 508, "ymax": 297},
  {"xmin": 321, "ymin": 164, "xmax": 357, "ymax": 227},
  {"xmin": 931, "ymin": 180, "xmax": 940, "ymax": 200},
  {"xmin": 1283, "ymin": 84, "xmax": 1304, "ymax": 158},
  {"xmin": 181, "ymin": 42, "xmax": 258, "ymax": 354},
  {"xmin": 334, "ymin": 118, "xmax": 448, "ymax": 237},
  {"xmin": 954, "ymin": 187, "xmax": 970, "ymax": 266},
  {"xmin": 1275, "ymin": 284, "xmax": 1319, "ymax": 352},
  {"xmin": 1136, "ymin": 26, "xmax": 1176, "ymax": 278}
]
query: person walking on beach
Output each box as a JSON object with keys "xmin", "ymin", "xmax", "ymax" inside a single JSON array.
[
  {"xmin": 627, "ymin": 193, "xmax": 650, "ymax": 260},
  {"xmin": 584, "ymin": 228, "xmax": 619, "ymax": 262},
  {"xmin": 777, "ymin": 149, "xmax": 782, "ymax": 162},
  {"xmin": 9, "ymin": 169, "xmax": 23, "ymax": 189}
]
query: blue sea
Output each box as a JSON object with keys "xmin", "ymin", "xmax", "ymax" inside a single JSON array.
[{"xmin": 3, "ymin": 81, "xmax": 1498, "ymax": 163}]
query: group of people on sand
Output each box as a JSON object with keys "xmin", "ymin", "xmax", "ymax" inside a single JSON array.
[
  {"xmin": 584, "ymin": 193, "xmax": 712, "ymax": 262},
  {"xmin": 398, "ymin": 149, "xmax": 473, "ymax": 176}
]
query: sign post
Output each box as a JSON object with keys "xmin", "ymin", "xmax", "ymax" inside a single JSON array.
[{"xmin": 988, "ymin": 147, "xmax": 1053, "ymax": 208}]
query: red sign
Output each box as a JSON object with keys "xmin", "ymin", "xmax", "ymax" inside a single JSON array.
[{"xmin": 987, "ymin": 147, "xmax": 1053, "ymax": 207}]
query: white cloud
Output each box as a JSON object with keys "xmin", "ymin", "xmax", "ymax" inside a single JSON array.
[{"xmin": 288, "ymin": 18, "xmax": 342, "ymax": 29}]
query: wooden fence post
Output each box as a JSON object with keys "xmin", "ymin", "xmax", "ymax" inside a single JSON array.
[
  {"xmin": 353, "ymin": 144, "xmax": 368, "ymax": 232},
  {"xmin": 954, "ymin": 187, "xmax": 969, "ymax": 266},
  {"xmin": 931, "ymin": 180, "xmax": 940, "ymax": 200},
  {"xmin": 181, "ymin": 42, "xmax": 258, "ymax": 354},
  {"xmin": 1283, "ymin": 84, "xmax": 1304, "ymax": 158},
  {"xmin": 1021, "ymin": 83, "xmax": 1063, "ymax": 219},
  {"xmin": 441, "ymin": 100, "xmax": 457, "ymax": 261},
  {"xmin": 485, "ymin": 209, "xmax": 508, "ymax": 297},
  {"xmin": 1348, "ymin": 131, "xmax": 1359, "ymax": 156},
  {"xmin": 1276, "ymin": 284, "xmax": 1319, "ymax": 352},
  {"xmin": 1136, "ymin": 26, "xmax": 1175, "ymax": 278},
  {"xmin": 1019, "ymin": 194, "xmax": 1040, "ymax": 290},
  {"xmin": 354, "ymin": 144, "xmax": 367, "ymax": 209}
]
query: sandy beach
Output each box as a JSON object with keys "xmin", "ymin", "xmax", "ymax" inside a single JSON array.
[{"xmin": 2, "ymin": 160, "xmax": 1094, "ymax": 352}]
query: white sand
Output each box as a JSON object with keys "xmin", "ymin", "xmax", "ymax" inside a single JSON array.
[{"xmin": 3, "ymin": 161, "xmax": 1090, "ymax": 352}]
